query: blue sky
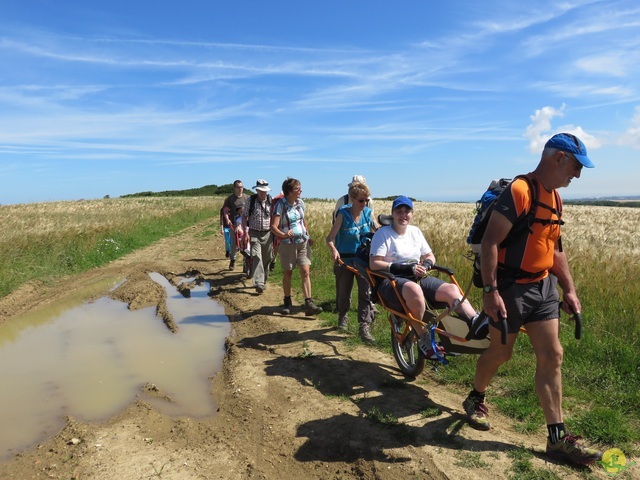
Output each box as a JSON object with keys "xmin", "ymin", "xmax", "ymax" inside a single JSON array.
[{"xmin": 1, "ymin": 0, "xmax": 639, "ymax": 204}]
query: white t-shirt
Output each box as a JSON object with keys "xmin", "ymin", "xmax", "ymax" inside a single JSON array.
[{"xmin": 369, "ymin": 225, "xmax": 431, "ymax": 263}]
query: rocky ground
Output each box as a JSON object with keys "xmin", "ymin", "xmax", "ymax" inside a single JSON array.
[{"xmin": 0, "ymin": 221, "xmax": 611, "ymax": 479}]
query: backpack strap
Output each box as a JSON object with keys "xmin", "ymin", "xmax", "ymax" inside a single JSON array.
[
  {"xmin": 248, "ymin": 193, "xmax": 272, "ymax": 217},
  {"xmin": 248, "ymin": 194, "xmax": 257, "ymax": 217}
]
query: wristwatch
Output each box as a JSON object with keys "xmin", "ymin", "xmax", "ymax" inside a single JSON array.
[{"xmin": 483, "ymin": 285, "xmax": 498, "ymax": 294}]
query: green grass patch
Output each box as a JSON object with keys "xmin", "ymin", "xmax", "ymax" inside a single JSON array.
[
  {"xmin": 453, "ymin": 450, "xmax": 491, "ymax": 469},
  {"xmin": 505, "ymin": 447, "xmax": 562, "ymax": 480}
]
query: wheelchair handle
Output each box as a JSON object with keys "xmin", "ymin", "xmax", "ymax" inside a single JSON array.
[
  {"xmin": 574, "ymin": 312, "xmax": 583, "ymax": 340},
  {"xmin": 431, "ymin": 264, "xmax": 454, "ymax": 276},
  {"xmin": 559, "ymin": 301, "xmax": 582, "ymax": 340},
  {"xmin": 498, "ymin": 314, "xmax": 508, "ymax": 345}
]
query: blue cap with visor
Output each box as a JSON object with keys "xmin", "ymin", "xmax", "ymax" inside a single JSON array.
[{"xmin": 545, "ymin": 133, "xmax": 594, "ymax": 168}]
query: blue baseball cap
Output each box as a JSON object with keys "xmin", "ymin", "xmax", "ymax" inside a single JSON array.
[
  {"xmin": 392, "ymin": 195, "xmax": 413, "ymax": 210},
  {"xmin": 545, "ymin": 133, "xmax": 594, "ymax": 168}
]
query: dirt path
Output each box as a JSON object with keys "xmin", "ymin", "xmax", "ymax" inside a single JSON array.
[{"xmin": 0, "ymin": 221, "xmax": 609, "ymax": 480}]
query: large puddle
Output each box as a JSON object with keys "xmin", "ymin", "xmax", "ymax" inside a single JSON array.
[{"xmin": 0, "ymin": 272, "xmax": 230, "ymax": 460}]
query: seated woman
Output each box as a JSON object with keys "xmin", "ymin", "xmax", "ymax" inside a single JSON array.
[
  {"xmin": 326, "ymin": 181, "xmax": 377, "ymax": 343},
  {"xmin": 369, "ymin": 196, "xmax": 480, "ymax": 357}
]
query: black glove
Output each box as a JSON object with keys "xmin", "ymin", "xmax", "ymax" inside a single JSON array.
[
  {"xmin": 422, "ymin": 259, "xmax": 434, "ymax": 271},
  {"xmin": 389, "ymin": 262, "xmax": 416, "ymax": 277}
]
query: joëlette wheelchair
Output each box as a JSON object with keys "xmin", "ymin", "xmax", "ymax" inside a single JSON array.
[
  {"xmin": 340, "ymin": 214, "xmax": 491, "ymax": 378},
  {"xmin": 342, "ymin": 214, "xmax": 584, "ymax": 378}
]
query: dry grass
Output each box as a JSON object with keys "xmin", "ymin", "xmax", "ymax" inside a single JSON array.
[
  {"xmin": 0, "ymin": 197, "xmax": 218, "ymax": 242},
  {"xmin": 0, "ymin": 197, "xmax": 219, "ymax": 298}
]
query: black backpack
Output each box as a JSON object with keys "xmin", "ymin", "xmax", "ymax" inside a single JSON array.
[{"xmin": 466, "ymin": 173, "xmax": 564, "ymax": 287}]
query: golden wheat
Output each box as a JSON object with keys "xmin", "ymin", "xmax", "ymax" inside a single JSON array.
[
  {"xmin": 306, "ymin": 200, "xmax": 640, "ymax": 260},
  {"xmin": 0, "ymin": 197, "xmax": 221, "ymax": 242}
]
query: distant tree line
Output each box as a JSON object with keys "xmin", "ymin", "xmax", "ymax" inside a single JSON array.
[
  {"xmin": 565, "ymin": 200, "xmax": 640, "ymax": 208},
  {"xmin": 120, "ymin": 184, "xmax": 254, "ymax": 198}
]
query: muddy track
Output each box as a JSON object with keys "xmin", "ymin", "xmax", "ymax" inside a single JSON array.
[{"xmin": 0, "ymin": 221, "xmax": 607, "ymax": 479}]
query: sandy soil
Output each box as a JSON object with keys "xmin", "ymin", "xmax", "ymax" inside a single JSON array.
[{"xmin": 0, "ymin": 221, "xmax": 610, "ymax": 480}]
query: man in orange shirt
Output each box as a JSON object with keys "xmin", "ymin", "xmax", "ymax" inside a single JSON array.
[{"xmin": 463, "ymin": 133, "xmax": 602, "ymax": 466}]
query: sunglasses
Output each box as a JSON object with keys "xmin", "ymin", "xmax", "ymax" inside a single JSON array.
[
  {"xmin": 564, "ymin": 152, "xmax": 583, "ymax": 171},
  {"xmin": 355, "ymin": 198, "xmax": 369, "ymax": 204}
]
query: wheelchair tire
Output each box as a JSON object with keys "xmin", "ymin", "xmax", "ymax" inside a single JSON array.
[{"xmin": 390, "ymin": 314, "xmax": 425, "ymax": 377}]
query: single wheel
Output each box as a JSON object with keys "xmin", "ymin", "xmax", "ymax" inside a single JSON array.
[{"xmin": 390, "ymin": 313, "xmax": 425, "ymax": 377}]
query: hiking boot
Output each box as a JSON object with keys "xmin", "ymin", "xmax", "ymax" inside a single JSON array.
[
  {"xmin": 282, "ymin": 297, "xmax": 293, "ymax": 315},
  {"xmin": 463, "ymin": 393, "xmax": 491, "ymax": 431},
  {"xmin": 304, "ymin": 300, "xmax": 323, "ymax": 316},
  {"xmin": 229, "ymin": 259, "xmax": 235, "ymax": 270},
  {"xmin": 359, "ymin": 323, "xmax": 375, "ymax": 343},
  {"xmin": 546, "ymin": 433, "xmax": 602, "ymax": 466},
  {"xmin": 337, "ymin": 316, "xmax": 349, "ymax": 331}
]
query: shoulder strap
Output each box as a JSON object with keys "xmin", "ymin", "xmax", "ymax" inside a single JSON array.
[{"xmin": 248, "ymin": 194, "xmax": 257, "ymax": 216}]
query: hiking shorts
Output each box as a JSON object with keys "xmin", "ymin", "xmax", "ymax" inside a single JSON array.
[
  {"xmin": 278, "ymin": 241, "xmax": 311, "ymax": 270},
  {"xmin": 493, "ymin": 275, "xmax": 560, "ymax": 334},
  {"xmin": 377, "ymin": 276, "xmax": 445, "ymax": 313}
]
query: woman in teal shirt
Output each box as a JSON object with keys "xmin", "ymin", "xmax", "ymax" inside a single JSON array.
[{"xmin": 326, "ymin": 182, "xmax": 377, "ymax": 342}]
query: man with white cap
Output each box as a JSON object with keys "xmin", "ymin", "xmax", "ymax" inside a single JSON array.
[
  {"xmin": 242, "ymin": 179, "xmax": 274, "ymax": 294},
  {"xmin": 333, "ymin": 175, "xmax": 375, "ymax": 221}
]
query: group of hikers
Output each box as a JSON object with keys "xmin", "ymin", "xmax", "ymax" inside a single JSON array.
[{"xmin": 218, "ymin": 133, "xmax": 602, "ymax": 467}]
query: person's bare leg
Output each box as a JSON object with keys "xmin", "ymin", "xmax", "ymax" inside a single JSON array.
[
  {"xmin": 525, "ymin": 318, "xmax": 564, "ymax": 424},
  {"xmin": 283, "ymin": 270, "xmax": 293, "ymax": 297},
  {"xmin": 300, "ymin": 264, "xmax": 312, "ymax": 299},
  {"xmin": 473, "ymin": 325, "xmax": 517, "ymax": 392},
  {"xmin": 402, "ymin": 282, "xmax": 426, "ymax": 334}
]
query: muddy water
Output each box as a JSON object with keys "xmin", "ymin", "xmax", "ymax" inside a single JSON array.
[{"xmin": 0, "ymin": 273, "xmax": 229, "ymax": 460}]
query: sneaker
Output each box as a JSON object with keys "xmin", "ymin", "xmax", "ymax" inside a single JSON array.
[
  {"xmin": 229, "ymin": 259, "xmax": 235, "ymax": 270},
  {"xmin": 463, "ymin": 393, "xmax": 491, "ymax": 431},
  {"xmin": 255, "ymin": 285, "xmax": 265, "ymax": 294},
  {"xmin": 282, "ymin": 297, "xmax": 292, "ymax": 315},
  {"xmin": 417, "ymin": 332, "xmax": 445, "ymax": 360},
  {"xmin": 337, "ymin": 316, "xmax": 349, "ymax": 331},
  {"xmin": 359, "ymin": 324, "xmax": 375, "ymax": 343},
  {"xmin": 469, "ymin": 311, "xmax": 490, "ymax": 340},
  {"xmin": 269, "ymin": 260, "xmax": 276, "ymax": 272},
  {"xmin": 546, "ymin": 433, "xmax": 602, "ymax": 466},
  {"xmin": 304, "ymin": 300, "xmax": 323, "ymax": 316}
]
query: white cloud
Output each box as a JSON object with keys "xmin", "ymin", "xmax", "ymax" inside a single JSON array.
[
  {"xmin": 524, "ymin": 105, "xmax": 566, "ymax": 152},
  {"xmin": 619, "ymin": 105, "xmax": 640, "ymax": 148},
  {"xmin": 524, "ymin": 104, "xmax": 602, "ymax": 152},
  {"xmin": 576, "ymin": 54, "xmax": 628, "ymax": 77}
]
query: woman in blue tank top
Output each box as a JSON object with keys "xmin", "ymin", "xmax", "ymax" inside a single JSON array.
[{"xmin": 326, "ymin": 182, "xmax": 377, "ymax": 342}]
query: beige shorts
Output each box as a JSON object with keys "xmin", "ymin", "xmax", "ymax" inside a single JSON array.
[{"xmin": 278, "ymin": 241, "xmax": 311, "ymax": 270}]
